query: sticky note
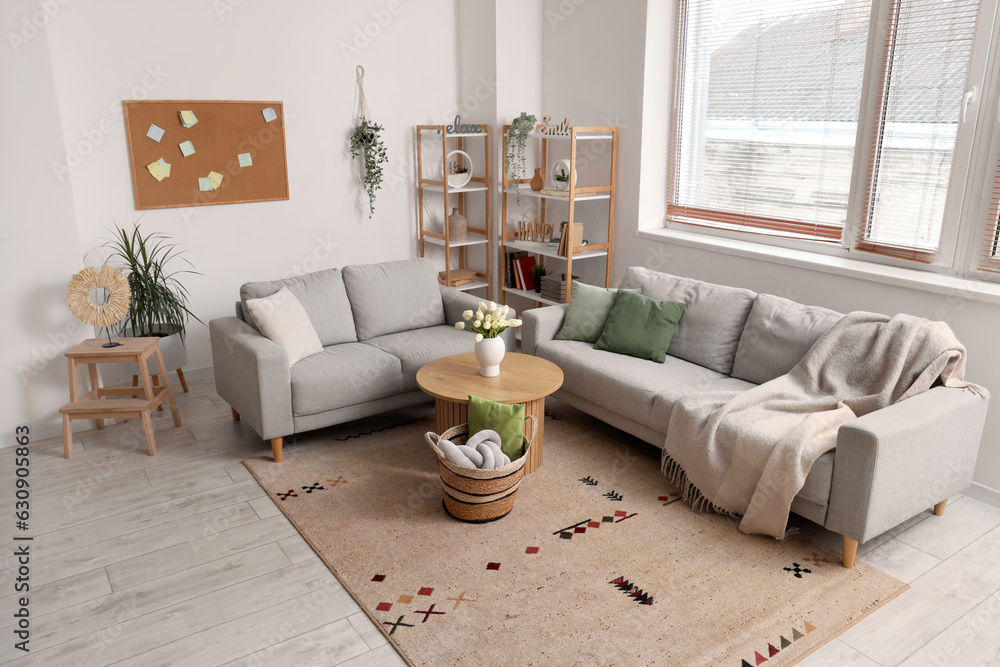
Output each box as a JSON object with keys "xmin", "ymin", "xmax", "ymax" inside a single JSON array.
[
  {"xmin": 208, "ymin": 171, "xmax": 224, "ymax": 189},
  {"xmin": 146, "ymin": 124, "xmax": 164, "ymax": 142},
  {"xmin": 146, "ymin": 158, "xmax": 170, "ymax": 182},
  {"xmin": 262, "ymin": 107, "xmax": 277, "ymax": 123},
  {"xmin": 179, "ymin": 140, "xmax": 196, "ymax": 157},
  {"xmin": 179, "ymin": 110, "xmax": 198, "ymax": 128},
  {"xmin": 237, "ymin": 152, "xmax": 253, "ymax": 167},
  {"xmin": 198, "ymin": 177, "xmax": 213, "ymax": 191}
]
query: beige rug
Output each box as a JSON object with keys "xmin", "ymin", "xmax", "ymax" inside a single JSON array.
[{"xmin": 244, "ymin": 412, "xmax": 906, "ymax": 666}]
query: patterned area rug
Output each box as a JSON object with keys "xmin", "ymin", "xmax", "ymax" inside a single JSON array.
[{"xmin": 243, "ymin": 412, "xmax": 906, "ymax": 666}]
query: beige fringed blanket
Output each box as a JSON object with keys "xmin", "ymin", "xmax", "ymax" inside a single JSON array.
[{"xmin": 662, "ymin": 311, "xmax": 987, "ymax": 538}]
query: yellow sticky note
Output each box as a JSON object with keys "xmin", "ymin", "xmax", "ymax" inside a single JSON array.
[
  {"xmin": 146, "ymin": 158, "xmax": 170, "ymax": 182},
  {"xmin": 208, "ymin": 170, "xmax": 223, "ymax": 189},
  {"xmin": 179, "ymin": 110, "xmax": 198, "ymax": 128}
]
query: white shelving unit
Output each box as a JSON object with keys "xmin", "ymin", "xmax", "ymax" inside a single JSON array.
[
  {"xmin": 417, "ymin": 124, "xmax": 492, "ymax": 297},
  {"xmin": 499, "ymin": 125, "xmax": 618, "ymax": 305}
]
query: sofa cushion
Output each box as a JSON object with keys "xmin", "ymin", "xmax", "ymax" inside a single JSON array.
[
  {"xmin": 618, "ymin": 267, "xmax": 756, "ymax": 374},
  {"xmin": 648, "ymin": 376, "xmax": 759, "ymax": 430},
  {"xmin": 240, "ymin": 268, "xmax": 357, "ymax": 347},
  {"xmin": 364, "ymin": 325, "xmax": 475, "ymax": 389},
  {"xmin": 556, "ymin": 282, "xmax": 640, "ymax": 343},
  {"xmin": 536, "ymin": 340, "xmax": 728, "ymax": 427},
  {"xmin": 797, "ymin": 451, "xmax": 834, "ymax": 506},
  {"xmin": 595, "ymin": 291, "xmax": 686, "ymax": 363},
  {"xmin": 342, "ymin": 258, "xmax": 446, "ymax": 340},
  {"xmin": 244, "ymin": 287, "xmax": 324, "ymax": 367},
  {"xmin": 290, "ymin": 343, "xmax": 403, "ymax": 417},
  {"xmin": 731, "ymin": 294, "xmax": 842, "ymax": 385}
]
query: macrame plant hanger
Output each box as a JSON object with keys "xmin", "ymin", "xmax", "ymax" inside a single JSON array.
[{"xmin": 354, "ymin": 65, "xmax": 372, "ymax": 123}]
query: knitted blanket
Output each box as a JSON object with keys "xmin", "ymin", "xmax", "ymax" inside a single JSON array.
[{"xmin": 662, "ymin": 311, "xmax": 987, "ymax": 538}]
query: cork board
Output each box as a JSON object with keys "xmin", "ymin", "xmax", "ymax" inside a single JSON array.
[{"xmin": 123, "ymin": 100, "xmax": 289, "ymax": 210}]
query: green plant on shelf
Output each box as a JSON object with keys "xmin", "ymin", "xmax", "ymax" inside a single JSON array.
[
  {"xmin": 531, "ymin": 263, "xmax": 549, "ymax": 293},
  {"xmin": 554, "ymin": 168, "xmax": 569, "ymax": 183}
]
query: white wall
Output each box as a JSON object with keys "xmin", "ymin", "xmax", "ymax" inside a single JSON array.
[
  {"xmin": 43, "ymin": 0, "xmax": 463, "ymax": 381},
  {"xmin": 539, "ymin": 0, "xmax": 1000, "ymax": 494},
  {"xmin": 1, "ymin": 0, "xmax": 88, "ymax": 441}
]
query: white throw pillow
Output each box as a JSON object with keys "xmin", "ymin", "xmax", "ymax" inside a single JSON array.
[{"xmin": 244, "ymin": 287, "xmax": 323, "ymax": 366}]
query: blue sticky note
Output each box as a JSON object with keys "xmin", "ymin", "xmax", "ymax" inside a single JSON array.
[
  {"xmin": 179, "ymin": 140, "xmax": 195, "ymax": 157},
  {"xmin": 198, "ymin": 177, "xmax": 213, "ymax": 192},
  {"xmin": 238, "ymin": 152, "xmax": 252, "ymax": 167},
  {"xmin": 262, "ymin": 107, "xmax": 277, "ymax": 123},
  {"xmin": 146, "ymin": 124, "xmax": 165, "ymax": 142}
]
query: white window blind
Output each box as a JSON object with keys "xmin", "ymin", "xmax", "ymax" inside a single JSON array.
[
  {"xmin": 979, "ymin": 153, "xmax": 1000, "ymax": 272},
  {"xmin": 859, "ymin": 0, "xmax": 981, "ymax": 261},
  {"xmin": 669, "ymin": 0, "xmax": 872, "ymax": 241}
]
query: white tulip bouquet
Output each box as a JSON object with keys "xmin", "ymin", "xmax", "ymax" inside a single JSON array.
[{"xmin": 455, "ymin": 301, "xmax": 522, "ymax": 341}]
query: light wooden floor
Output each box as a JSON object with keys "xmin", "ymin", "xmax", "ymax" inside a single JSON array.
[{"xmin": 3, "ymin": 374, "xmax": 998, "ymax": 666}]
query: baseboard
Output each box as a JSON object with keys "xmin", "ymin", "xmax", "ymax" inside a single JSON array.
[
  {"xmin": 963, "ymin": 481, "xmax": 1000, "ymax": 509},
  {"xmin": 7, "ymin": 365, "xmax": 215, "ymax": 447}
]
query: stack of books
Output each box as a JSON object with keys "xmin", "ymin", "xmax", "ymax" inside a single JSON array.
[
  {"xmin": 540, "ymin": 274, "xmax": 578, "ymax": 302},
  {"xmin": 439, "ymin": 268, "xmax": 477, "ymax": 287}
]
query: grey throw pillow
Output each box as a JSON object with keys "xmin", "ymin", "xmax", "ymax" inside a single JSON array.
[{"xmin": 556, "ymin": 281, "xmax": 641, "ymax": 343}]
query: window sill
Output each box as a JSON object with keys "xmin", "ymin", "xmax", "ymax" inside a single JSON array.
[{"xmin": 637, "ymin": 227, "xmax": 1000, "ymax": 306}]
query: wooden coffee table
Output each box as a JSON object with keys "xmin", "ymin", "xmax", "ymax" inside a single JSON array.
[{"xmin": 416, "ymin": 353, "xmax": 563, "ymax": 474}]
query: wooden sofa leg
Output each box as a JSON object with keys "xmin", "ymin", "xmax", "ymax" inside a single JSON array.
[
  {"xmin": 231, "ymin": 408, "xmax": 240, "ymax": 421},
  {"xmin": 271, "ymin": 437, "xmax": 283, "ymax": 463},
  {"xmin": 934, "ymin": 499, "xmax": 948, "ymax": 516},
  {"xmin": 843, "ymin": 536, "xmax": 859, "ymax": 568}
]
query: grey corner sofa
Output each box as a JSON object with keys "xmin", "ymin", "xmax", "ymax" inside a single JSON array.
[
  {"xmin": 209, "ymin": 258, "xmax": 514, "ymax": 463},
  {"xmin": 522, "ymin": 266, "xmax": 990, "ymax": 567}
]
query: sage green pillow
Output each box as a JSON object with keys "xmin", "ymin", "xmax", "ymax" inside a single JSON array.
[
  {"xmin": 556, "ymin": 281, "xmax": 641, "ymax": 343},
  {"xmin": 594, "ymin": 290, "xmax": 686, "ymax": 363},
  {"xmin": 468, "ymin": 395, "xmax": 526, "ymax": 460}
]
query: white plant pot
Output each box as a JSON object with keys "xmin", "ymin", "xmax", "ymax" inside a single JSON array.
[
  {"xmin": 442, "ymin": 149, "xmax": 473, "ymax": 188},
  {"xmin": 551, "ymin": 159, "xmax": 576, "ymax": 192},
  {"xmin": 119, "ymin": 325, "xmax": 188, "ymax": 378},
  {"xmin": 474, "ymin": 336, "xmax": 506, "ymax": 378}
]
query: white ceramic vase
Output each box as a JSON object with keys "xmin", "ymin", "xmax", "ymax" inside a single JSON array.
[{"xmin": 474, "ymin": 336, "xmax": 505, "ymax": 377}]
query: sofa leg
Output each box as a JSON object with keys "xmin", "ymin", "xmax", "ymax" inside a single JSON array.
[
  {"xmin": 934, "ymin": 499, "xmax": 948, "ymax": 516},
  {"xmin": 231, "ymin": 407, "xmax": 240, "ymax": 421},
  {"xmin": 271, "ymin": 437, "xmax": 283, "ymax": 463},
  {"xmin": 843, "ymin": 536, "xmax": 859, "ymax": 569}
]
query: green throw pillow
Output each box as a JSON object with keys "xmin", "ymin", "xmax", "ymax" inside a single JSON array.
[
  {"xmin": 468, "ymin": 395, "xmax": 525, "ymax": 460},
  {"xmin": 594, "ymin": 290, "xmax": 686, "ymax": 363},
  {"xmin": 555, "ymin": 281, "xmax": 641, "ymax": 343}
]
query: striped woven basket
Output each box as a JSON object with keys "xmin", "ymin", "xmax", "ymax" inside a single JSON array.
[{"xmin": 425, "ymin": 416, "xmax": 537, "ymax": 523}]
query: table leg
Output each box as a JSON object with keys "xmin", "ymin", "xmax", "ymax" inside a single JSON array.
[
  {"xmin": 176, "ymin": 368, "xmax": 189, "ymax": 393},
  {"xmin": 523, "ymin": 398, "xmax": 545, "ymax": 475},
  {"xmin": 62, "ymin": 414, "xmax": 73, "ymax": 459},
  {"xmin": 87, "ymin": 364, "xmax": 104, "ymax": 430},
  {"xmin": 68, "ymin": 358, "xmax": 79, "ymax": 403},
  {"xmin": 141, "ymin": 411, "xmax": 157, "ymax": 456},
  {"xmin": 435, "ymin": 398, "xmax": 467, "ymax": 436},
  {"xmin": 153, "ymin": 347, "xmax": 182, "ymax": 428}
]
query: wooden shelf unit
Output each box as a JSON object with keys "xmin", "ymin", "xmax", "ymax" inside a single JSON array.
[
  {"xmin": 417, "ymin": 124, "xmax": 492, "ymax": 297},
  {"xmin": 500, "ymin": 125, "xmax": 618, "ymax": 305}
]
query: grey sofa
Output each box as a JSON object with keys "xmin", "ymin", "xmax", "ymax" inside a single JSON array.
[
  {"xmin": 210, "ymin": 258, "xmax": 514, "ymax": 462},
  {"xmin": 522, "ymin": 266, "xmax": 989, "ymax": 567}
]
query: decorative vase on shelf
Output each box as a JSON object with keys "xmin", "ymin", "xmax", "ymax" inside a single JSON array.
[
  {"xmin": 530, "ymin": 168, "xmax": 544, "ymax": 192},
  {"xmin": 448, "ymin": 208, "xmax": 468, "ymax": 242},
  {"xmin": 474, "ymin": 336, "xmax": 505, "ymax": 377}
]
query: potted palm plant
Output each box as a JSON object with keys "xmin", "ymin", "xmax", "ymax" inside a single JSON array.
[{"xmin": 104, "ymin": 223, "xmax": 202, "ymax": 389}]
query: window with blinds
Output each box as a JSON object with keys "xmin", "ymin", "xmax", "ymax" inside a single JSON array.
[
  {"xmin": 979, "ymin": 156, "xmax": 1000, "ymax": 272},
  {"xmin": 859, "ymin": 0, "xmax": 981, "ymax": 260},
  {"xmin": 669, "ymin": 0, "xmax": 872, "ymax": 242}
]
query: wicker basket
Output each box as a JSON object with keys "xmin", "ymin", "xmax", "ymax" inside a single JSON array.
[{"xmin": 425, "ymin": 416, "xmax": 537, "ymax": 523}]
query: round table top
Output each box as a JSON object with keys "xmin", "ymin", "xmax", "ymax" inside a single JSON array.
[{"xmin": 416, "ymin": 353, "xmax": 564, "ymax": 404}]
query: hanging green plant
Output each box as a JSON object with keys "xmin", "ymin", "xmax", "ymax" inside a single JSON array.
[
  {"xmin": 505, "ymin": 112, "xmax": 536, "ymax": 205},
  {"xmin": 350, "ymin": 65, "xmax": 388, "ymax": 218},
  {"xmin": 350, "ymin": 117, "xmax": 387, "ymax": 217}
]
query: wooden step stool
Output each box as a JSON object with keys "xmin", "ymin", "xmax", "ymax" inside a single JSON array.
[{"xmin": 60, "ymin": 338, "xmax": 182, "ymax": 458}]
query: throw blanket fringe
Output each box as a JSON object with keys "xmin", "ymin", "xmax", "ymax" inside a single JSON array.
[{"xmin": 661, "ymin": 453, "xmax": 740, "ymax": 518}]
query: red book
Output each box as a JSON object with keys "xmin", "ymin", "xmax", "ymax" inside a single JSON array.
[{"xmin": 514, "ymin": 256, "xmax": 537, "ymax": 291}]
